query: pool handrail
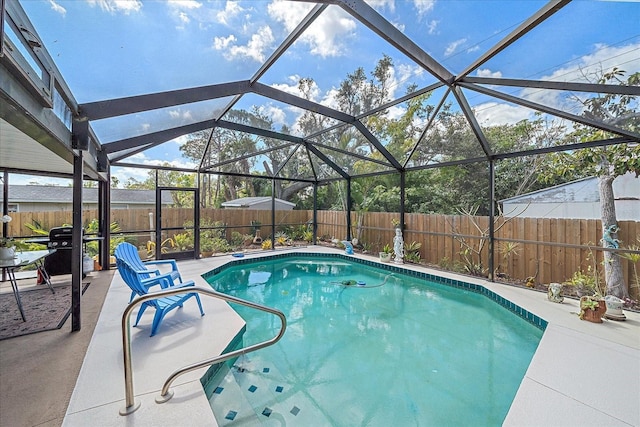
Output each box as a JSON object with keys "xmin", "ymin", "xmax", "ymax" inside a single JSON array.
[{"xmin": 119, "ymin": 285, "xmax": 287, "ymax": 416}]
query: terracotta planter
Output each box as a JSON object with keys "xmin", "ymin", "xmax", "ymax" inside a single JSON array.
[{"xmin": 579, "ymin": 297, "xmax": 607, "ymax": 323}]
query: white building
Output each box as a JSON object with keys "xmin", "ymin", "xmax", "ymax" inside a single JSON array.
[
  {"xmin": 501, "ymin": 173, "xmax": 639, "ymax": 220},
  {"xmin": 221, "ymin": 197, "xmax": 295, "ymax": 211},
  {"xmin": 0, "ymin": 185, "xmax": 173, "ymax": 212}
]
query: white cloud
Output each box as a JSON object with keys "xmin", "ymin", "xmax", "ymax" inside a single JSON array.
[
  {"xmin": 214, "ymin": 26, "xmax": 275, "ymax": 62},
  {"xmin": 474, "ymin": 102, "xmax": 532, "ymax": 126},
  {"xmin": 386, "ymin": 104, "xmax": 406, "ymax": 121},
  {"xmin": 213, "ymin": 35, "xmax": 237, "ymax": 50},
  {"xmin": 414, "ymin": 0, "xmax": 436, "ymax": 15},
  {"xmin": 166, "ymin": 0, "xmax": 202, "ymax": 28},
  {"xmin": 367, "ymin": 0, "xmax": 395, "ymax": 13},
  {"xmin": 168, "ymin": 109, "xmax": 192, "ymax": 121},
  {"xmin": 216, "ymin": 1, "xmax": 244, "ymax": 25},
  {"xmin": 48, "ymin": 0, "xmax": 67, "ymax": 16},
  {"xmin": 521, "ymin": 42, "xmax": 640, "ymax": 112},
  {"xmin": 87, "ymin": 0, "xmax": 142, "ymax": 15},
  {"xmin": 178, "ymin": 12, "xmax": 190, "ymax": 24},
  {"xmin": 444, "ymin": 38, "xmax": 466, "ymax": 57},
  {"xmin": 258, "ymin": 105, "xmax": 287, "ymax": 126},
  {"xmin": 427, "ymin": 19, "xmax": 438, "ymax": 35},
  {"xmin": 167, "ymin": 0, "xmax": 201, "ymax": 9},
  {"xmin": 268, "ymin": 1, "xmax": 356, "ymax": 58},
  {"xmin": 476, "ymin": 68, "xmax": 502, "ymax": 78},
  {"xmin": 270, "ymin": 75, "xmax": 313, "ymax": 99}
]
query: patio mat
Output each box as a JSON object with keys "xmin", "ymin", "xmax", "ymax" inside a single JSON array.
[{"xmin": 0, "ymin": 283, "xmax": 90, "ymax": 340}]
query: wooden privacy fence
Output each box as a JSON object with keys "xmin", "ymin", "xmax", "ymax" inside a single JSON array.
[{"xmin": 5, "ymin": 208, "xmax": 639, "ymax": 294}]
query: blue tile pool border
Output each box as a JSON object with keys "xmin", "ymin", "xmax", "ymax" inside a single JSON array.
[{"xmin": 202, "ymin": 252, "xmax": 547, "ymax": 331}]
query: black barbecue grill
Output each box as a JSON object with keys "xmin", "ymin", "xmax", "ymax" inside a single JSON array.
[{"xmin": 45, "ymin": 226, "xmax": 75, "ymax": 276}]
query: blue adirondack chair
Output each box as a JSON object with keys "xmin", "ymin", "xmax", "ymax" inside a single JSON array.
[
  {"xmin": 115, "ymin": 242, "xmax": 183, "ymax": 302},
  {"xmin": 116, "ymin": 257, "xmax": 204, "ymax": 336}
]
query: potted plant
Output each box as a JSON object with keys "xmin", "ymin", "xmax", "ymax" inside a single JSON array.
[
  {"xmin": 563, "ymin": 269, "xmax": 597, "ymax": 297},
  {"xmin": 379, "ymin": 244, "xmax": 392, "ymax": 262},
  {"xmin": 0, "ymin": 215, "xmax": 15, "ymax": 260},
  {"xmin": 604, "ymin": 295, "xmax": 626, "ymax": 321},
  {"xmin": 579, "ymin": 295, "xmax": 607, "ymax": 323}
]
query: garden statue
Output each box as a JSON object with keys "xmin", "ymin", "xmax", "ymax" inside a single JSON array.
[
  {"xmin": 547, "ymin": 282, "xmax": 564, "ymax": 303},
  {"xmin": 393, "ymin": 228, "xmax": 404, "ymax": 264}
]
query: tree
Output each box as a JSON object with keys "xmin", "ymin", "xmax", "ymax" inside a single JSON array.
[
  {"xmin": 122, "ymin": 163, "xmax": 196, "ymax": 207},
  {"xmin": 541, "ymin": 69, "xmax": 640, "ymax": 298}
]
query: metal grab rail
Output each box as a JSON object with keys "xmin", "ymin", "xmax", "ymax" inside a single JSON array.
[{"xmin": 119, "ymin": 285, "xmax": 287, "ymax": 416}]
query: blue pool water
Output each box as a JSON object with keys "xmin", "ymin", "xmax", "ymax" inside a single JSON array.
[{"xmin": 205, "ymin": 256, "xmax": 543, "ymax": 426}]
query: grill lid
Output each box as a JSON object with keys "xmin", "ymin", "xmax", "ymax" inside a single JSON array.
[{"xmin": 49, "ymin": 226, "xmax": 74, "ymax": 240}]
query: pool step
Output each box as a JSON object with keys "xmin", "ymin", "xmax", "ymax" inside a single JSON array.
[{"xmin": 208, "ymin": 354, "xmax": 326, "ymax": 425}]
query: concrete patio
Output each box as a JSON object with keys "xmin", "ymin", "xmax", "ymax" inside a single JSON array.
[{"xmin": 1, "ymin": 246, "xmax": 638, "ymax": 426}]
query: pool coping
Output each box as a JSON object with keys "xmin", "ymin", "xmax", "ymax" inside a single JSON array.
[{"xmin": 63, "ymin": 246, "xmax": 640, "ymax": 426}]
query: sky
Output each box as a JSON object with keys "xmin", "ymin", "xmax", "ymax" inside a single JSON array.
[{"xmin": 11, "ymin": 0, "xmax": 640, "ymax": 186}]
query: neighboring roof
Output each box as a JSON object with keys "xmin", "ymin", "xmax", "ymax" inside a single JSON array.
[
  {"xmin": 500, "ymin": 173, "xmax": 639, "ymax": 204},
  {"xmin": 0, "ymin": 185, "xmax": 173, "ymax": 205},
  {"xmin": 500, "ymin": 177, "xmax": 599, "ymax": 204},
  {"xmin": 221, "ymin": 197, "xmax": 296, "ymax": 208}
]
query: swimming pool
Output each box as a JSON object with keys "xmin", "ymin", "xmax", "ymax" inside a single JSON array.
[{"xmin": 203, "ymin": 254, "xmax": 544, "ymax": 426}]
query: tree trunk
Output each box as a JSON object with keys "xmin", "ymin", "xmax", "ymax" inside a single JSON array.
[{"xmin": 599, "ymin": 175, "xmax": 628, "ymax": 298}]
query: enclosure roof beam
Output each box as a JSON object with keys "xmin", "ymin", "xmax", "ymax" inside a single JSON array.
[
  {"xmin": 304, "ymin": 146, "xmax": 319, "ymax": 181},
  {"xmin": 305, "ymin": 143, "xmax": 350, "ymax": 180},
  {"xmin": 452, "ymin": 86, "xmax": 493, "ymax": 158},
  {"xmin": 457, "ymin": 0, "xmax": 571, "ymax": 80},
  {"xmin": 111, "ymin": 162, "xmax": 197, "ymax": 174},
  {"xmin": 331, "ymin": 0, "xmax": 453, "ymax": 85},
  {"xmin": 205, "ymin": 142, "xmax": 297, "ymax": 170},
  {"xmin": 274, "ymin": 145, "xmax": 303, "ymax": 177},
  {"xmin": 80, "ymin": 80, "xmax": 252, "ymax": 120},
  {"xmin": 212, "ymin": 4, "xmax": 329, "ymax": 122},
  {"xmin": 353, "ymin": 121, "xmax": 404, "ymax": 170},
  {"xmin": 214, "ymin": 119, "xmax": 305, "ymax": 144},
  {"xmin": 103, "ymin": 119, "xmax": 217, "ymax": 154},
  {"xmin": 492, "ymin": 137, "xmax": 634, "ymax": 161},
  {"xmin": 403, "ymin": 88, "xmax": 451, "ymax": 169},
  {"xmin": 355, "ymin": 82, "xmax": 445, "ymax": 121},
  {"xmin": 251, "ymin": 82, "xmax": 354, "ymax": 123},
  {"xmin": 460, "ymin": 82, "xmax": 640, "ymax": 141},
  {"xmin": 251, "ymin": 4, "xmax": 328, "ymax": 85},
  {"xmin": 463, "ymin": 76, "xmax": 640, "ymax": 95},
  {"xmin": 109, "ymin": 142, "xmax": 157, "ymax": 163},
  {"xmin": 311, "ymin": 141, "xmax": 393, "ymax": 168}
]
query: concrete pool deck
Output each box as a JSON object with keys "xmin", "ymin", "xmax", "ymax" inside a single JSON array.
[{"xmin": 2, "ymin": 246, "xmax": 639, "ymax": 426}]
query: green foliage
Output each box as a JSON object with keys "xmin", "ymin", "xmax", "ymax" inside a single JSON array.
[
  {"xmin": 147, "ymin": 238, "xmax": 175, "ymax": 255},
  {"xmin": 229, "ymin": 231, "xmax": 247, "ymax": 248},
  {"xmin": 24, "ymin": 220, "xmax": 50, "ymax": 236},
  {"xmin": 382, "ymin": 244, "xmax": 393, "ymax": 254},
  {"xmin": 172, "ymin": 232, "xmax": 193, "ymax": 251},
  {"xmin": 564, "ymin": 268, "xmax": 598, "ymax": 296},
  {"xmin": 211, "ymin": 237, "xmax": 231, "ymax": 253},
  {"xmin": 620, "ymin": 237, "xmax": 640, "ymax": 295},
  {"xmin": 302, "ymin": 230, "xmax": 313, "ymax": 243},
  {"xmin": 274, "ymin": 232, "xmax": 290, "ymax": 246},
  {"xmin": 404, "ymin": 241, "xmax": 422, "ymax": 263}
]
